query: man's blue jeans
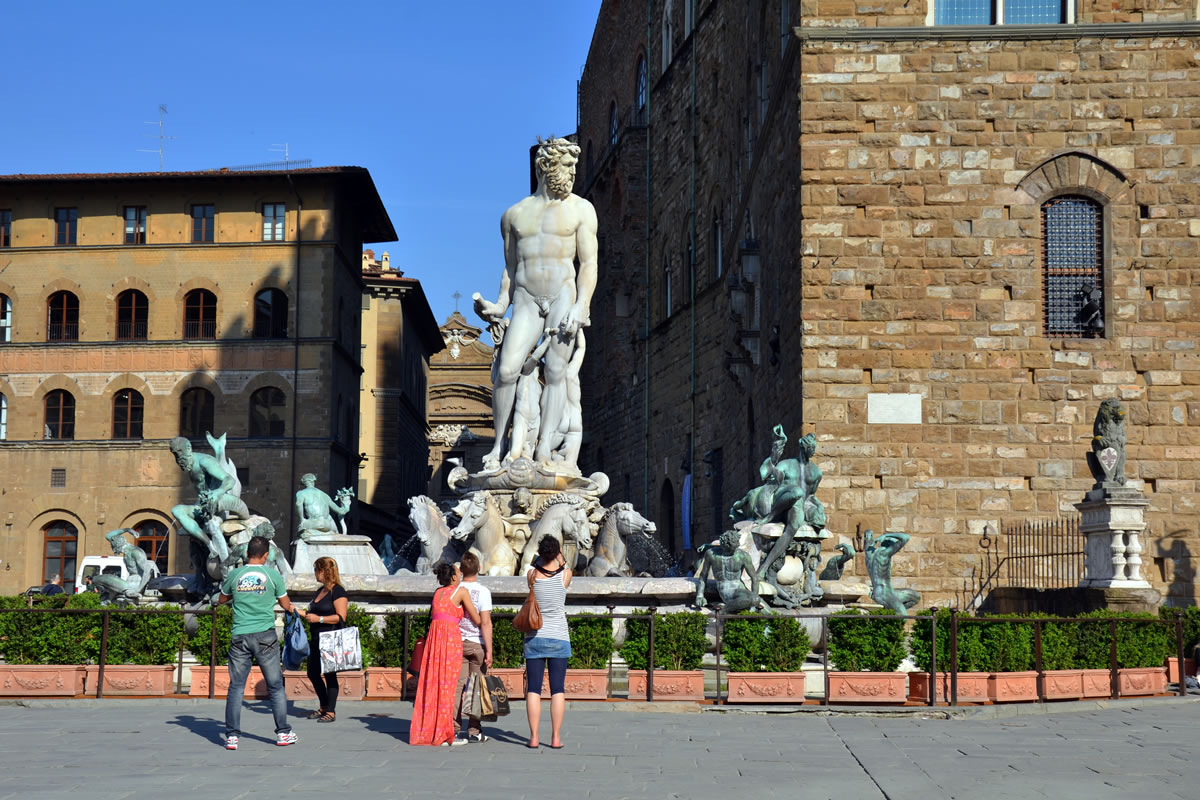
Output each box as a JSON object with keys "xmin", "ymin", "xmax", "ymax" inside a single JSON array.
[{"xmin": 225, "ymin": 629, "xmax": 290, "ymax": 736}]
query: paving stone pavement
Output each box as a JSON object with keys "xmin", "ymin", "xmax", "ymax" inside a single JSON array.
[{"xmin": 2, "ymin": 698, "xmax": 1199, "ymax": 799}]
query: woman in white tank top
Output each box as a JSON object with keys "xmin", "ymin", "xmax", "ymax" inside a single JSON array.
[{"xmin": 523, "ymin": 536, "xmax": 572, "ymax": 749}]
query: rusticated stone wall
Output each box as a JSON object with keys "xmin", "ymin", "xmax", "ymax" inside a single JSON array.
[{"xmin": 800, "ymin": 30, "xmax": 1200, "ymax": 606}]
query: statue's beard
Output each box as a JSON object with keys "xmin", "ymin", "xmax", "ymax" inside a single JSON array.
[{"xmin": 546, "ymin": 169, "xmax": 573, "ymax": 198}]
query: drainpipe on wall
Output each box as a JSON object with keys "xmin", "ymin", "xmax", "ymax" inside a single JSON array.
[
  {"xmin": 643, "ymin": 0, "xmax": 653, "ymax": 517},
  {"xmin": 284, "ymin": 173, "xmax": 303, "ymax": 548},
  {"xmin": 689, "ymin": 0, "xmax": 698, "ymax": 551}
]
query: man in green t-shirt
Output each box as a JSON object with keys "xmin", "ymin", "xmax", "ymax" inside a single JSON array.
[{"xmin": 217, "ymin": 536, "xmax": 296, "ymax": 750}]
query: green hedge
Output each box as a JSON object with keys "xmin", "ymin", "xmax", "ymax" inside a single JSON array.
[
  {"xmin": 827, "ymin": 608, "xmax": 907, "ymax": 673},
  {"xmin": 186, "ymin": 605, "xmax": 234, "ymax": 666},
  {"xmin": 567, "ymin": 614, "xmax": 615, "ymax": 670},
  {"xmin": 1158, "ymin": 605, "xmax": 1200, "ymax": 655},
  {"xmin": 491, "ymin": 610, "xmax": 525, "ymax": 669},
  {"xmin": 1075, "ymin": 610, "xmax": 1169, "ymax": 669},
  {"xmin": 620, "ymin": 610, "xmax": 708, "ymax": 672},
  {"xmin": 377, "ymin": 612, "xmax": 431, "ymax": 669},
  {"xmin": 720, "ymin": 614, "xmax": 811, "ymax": 673},
  {"xmin": 105, "ymin": 606, "xmax": 186, "ymax": 666}
]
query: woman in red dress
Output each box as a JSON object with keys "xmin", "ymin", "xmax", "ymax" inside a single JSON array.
[{"xmin": 409, "ymin": 561, "xmax": 481, "ymax": 746}]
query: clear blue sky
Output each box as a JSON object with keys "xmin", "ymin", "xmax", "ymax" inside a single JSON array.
[{"xmin": 1, "ymin": 0, "xmax": 602, "ymax": 327}]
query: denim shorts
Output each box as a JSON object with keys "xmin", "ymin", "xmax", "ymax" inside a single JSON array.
[{"xmin": 523, "ymin": 635, "xmax": 572, "ymax": 660}]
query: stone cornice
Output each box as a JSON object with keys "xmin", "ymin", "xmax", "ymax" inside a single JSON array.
[{"xmin": 796, "ymin": 22, "xmax": 1200, "ymax": 43}]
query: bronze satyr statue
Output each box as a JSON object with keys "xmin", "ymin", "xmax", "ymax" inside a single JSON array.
[
  {"xmin": 695, "ymin": 530, "xmax": 764, "ymax": 613},
  {"xmin": 864, "ymin": 530, "xmax": 919, "ymax": 616}
]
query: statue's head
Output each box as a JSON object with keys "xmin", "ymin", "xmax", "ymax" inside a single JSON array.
[
  {"xmin": 534, "ymin": 136, "xmax": 580, "ymax": 199},
  {"xmin": 300, "ymin": 473, "xmax": 316, "ymax": 488},
  {"xmin": 797, "ymin": 433, "xmax": 817, "ymax": 460},
  {"xmin": 105, "ymin": 529, "xmax": 132, "ymax": 555},
  {"xmin": 168, "ymin": 436, "xmax": 192, "ymax": 466},
  {"xmin": 719, "ymin": 529, "xmax": 740, "ymax": 553}
]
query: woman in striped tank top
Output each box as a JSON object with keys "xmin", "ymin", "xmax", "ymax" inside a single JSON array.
[{"xmin": 523, "ymin": 536, "xmax": 572, "ymax": 749}]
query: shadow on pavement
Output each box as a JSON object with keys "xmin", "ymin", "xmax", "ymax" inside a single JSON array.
[
  {"xmin": 351, "ymin": 712, "xmax": 411, "ymax": 741},
  {"xmin": 166, "ymin": 712, "xmax": 276, "ymax": 747}
]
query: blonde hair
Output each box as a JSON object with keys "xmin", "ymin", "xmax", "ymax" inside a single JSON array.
[{"xmin": 314, "ymin": 556, "xmax": 342, "ymax": 588}]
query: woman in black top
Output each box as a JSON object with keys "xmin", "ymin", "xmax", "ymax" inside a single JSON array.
[{"xmin": 304, "ymin": 556, "xmax": 349, "ymax": 722}]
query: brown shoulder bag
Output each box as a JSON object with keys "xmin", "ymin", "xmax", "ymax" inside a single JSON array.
[{"xmin": 512, "ymin": 570, "xmax": 542, "ymax": 633}]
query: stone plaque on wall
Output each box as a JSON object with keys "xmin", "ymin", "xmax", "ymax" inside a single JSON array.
[{"xmin": 867, "ymin": 393, "xmax": 922, "ymax": 424}]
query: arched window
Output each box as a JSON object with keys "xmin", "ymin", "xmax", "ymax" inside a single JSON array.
[
  {"xmin": 112, "ymin": 389, "xmax": 144, "ymax": 439},
  {"xmin": 183, "ymin": 289, "xmax": 217, "ymax": 339},
  {"xmin": 179, "ymin": 387, "xmax": 215, "ymax": 438},
  {"xmin": 249, "ymin": 386, "xmax": 286, "ymax": 437},
  {"xmin": 45, "ymin": 389, "xmax": 75, "ymax": 440},
  {"xmin": 609, "ymin": 102, "xmax": 619, "ymax": 147},
  {"xmin": 134, "ymin": 520, "xmax": 169, "ymax": 573},
  {"xmin": 43, "ymin": 520, "xmax": 78, "ymax": 593},
  {"xmin": 47, "ymin": 290, "xmax": 79, "ymax": 341},
  {"xmin": 0, "ymin": 393, "xmax": 7, "ymax": 440},
  {"xmin": 1042, "ymin": 195, "xmax": 1104, "ymax": 338},
  {"xmin": 253, "ymin": 288, "xmax": 288, "ymax": 339},
  {"xmin": 116, "ymin": 290, "xmax": 148, "ymax": 340},
  {"xmin": 0, "ymin": 293, "xmax": 11, "ymax": 342},
  {"xmin": 635, "ymin": 55, "xmax": 647, "ymax": 123},
  {"xmin": 659, "ymin": 479, "xmax": 677, "ymax": 556}
]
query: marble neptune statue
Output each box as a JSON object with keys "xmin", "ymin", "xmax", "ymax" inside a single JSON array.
[
  {"xmin": 473, "ymin": 136, "xmax": 598, "ymax": 472},
  {"xmin": 295, "ymin": 473, "xmax": 354, "ymax": 539}
]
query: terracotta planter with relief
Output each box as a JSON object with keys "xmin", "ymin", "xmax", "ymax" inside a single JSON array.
[
  {"xmin": 188, "ymin": 666, "xmax": 269, "ymax": 698},
  {"xmin": 488, "ymin": 668, "xmax": 527, "ymax": 701},
  {"xmin": 1117, "ymin": 667, "xmax": 1166, "ymax": 697},
  {"xmin": 85, "ymin": 665, "xmax": 175, "ymax": 696},
  {"xmin": 366, "ymin": 667, "xmax": 411, "ymax": 699},
  {"xmin": 908, "ymin": 672, "xmax": 989, "ymax": 704},
  {"xmin": 725, "ymin": 672, "xmax": 807, "ymax": 703},
  {"xmin": 627, "ymin": 670, "xmax": 705, "ymax": 701},
  {"xmin": 987, "ymin": 671, "xmax": 1038, "ymax": 703},
  {"xmin": 535, "ymin": 668, "xmax": 608, "ymax": 700},
  {"xmin": 1082, "ymin": 669, "xmax": 1115, "ymax": 698},
  {"xmin": 0, "ymin": 665, "xmax": 86, "ymax": 697},
  {"xmin": 1040, "ymin": 669, "xmax": 1084, "ymax": 700},
  {"xmin": 283, "ymin": 670, "xmax": 366, "ymax": 700},
  {"xmin": 1167, "ymin": 657, "xmax": 1195, "ymax": 684},
  {"xmin": 827, "ymin": 671, "xmax": 907, "ymax": 704}
]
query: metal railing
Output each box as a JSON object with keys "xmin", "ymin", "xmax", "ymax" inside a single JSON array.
[
  {"xmin": 960, "ymin": 518, "xmax": 1083, "ymax": 609},
  {"xmin": 0, "ymin": 605, "xmax": 1188, "ymax": 706},
  {"xmin": 182, "ymin": 320, "xmax": 217, "ymax": 339}
]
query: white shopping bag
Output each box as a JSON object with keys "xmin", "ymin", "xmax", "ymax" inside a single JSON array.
[{"xmin": 317, "ymin": 626, "xmax": 362, "ymax": 674}]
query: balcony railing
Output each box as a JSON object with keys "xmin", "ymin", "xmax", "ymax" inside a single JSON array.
[
  {"xmin": 116, "ymin": 321, "xmax": 148, "ymax": 340},
  {"xmin": 183, "ymin": 320, "xmax": 217, "ymax": 339},
  {"xmin": 47, "ymin": 323, "xmax": 79, "ymax": 341}
]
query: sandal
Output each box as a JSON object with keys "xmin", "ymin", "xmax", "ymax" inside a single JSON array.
[
  {"xmin": 307, "ymin": 709, "xmax": 326, "ymax": 719},
  {"xmin": 317, "ymin": 711, "xmax": 336, "ymax": 723}
]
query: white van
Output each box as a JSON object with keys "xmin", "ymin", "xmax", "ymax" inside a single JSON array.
[{"xmin": 75, "ymin": 556, "xmax": 127, "ymax": 593}]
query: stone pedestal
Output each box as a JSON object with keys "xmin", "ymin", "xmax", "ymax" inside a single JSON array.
[
  {"xmin": 292, "ymin": 533, "xmax": 388, "ymax": 577},
  {"xmin": 1075, "ymin": 486, "xmax": 1152, "ymax": 590}
]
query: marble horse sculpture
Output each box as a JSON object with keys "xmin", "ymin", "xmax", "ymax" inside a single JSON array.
[
  {"xmin": 451, "ymin": 490, "xmax": 519, "ymax": 577},
  {"xmin": 407, "ymin": 495, "xmax": 460, "ymax": 574},
  {"xmin": 585, "ymin": 502, "xmax": 656, "ymax": 577},
  {"xmin": 520, "ymin": 493, "xmax": 593, "ymax": 573}
]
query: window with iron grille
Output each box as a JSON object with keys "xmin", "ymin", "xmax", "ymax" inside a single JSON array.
[
  {"xmin": 43, "ymin": 520, "xmax": 77, "ymax": 591},
  {"xmin": 54, "ymin": 208, "xmax": 77, "ymax": 245},
  {"xmin": 0, "ymin": 210, "xmax": 11, "ymax": 247},
  {"xmin": 50, "ymin": 468, "xmax": 67, "ymax": 488},
  {"xmin": 634, "ymin": 56, "xmax": 647, "ymax": 124},
  {"xmin": 192, "ymin": 204, "xmax": 215, "ymax": 243},
  {"xmin": 124, "ymin": 206, "xmax": 147, "ymax": 244},
  {"xmin": 262, "ymin": 202, "xmax": 286, "ymax": 241},
  {"xmin": 183, "ymin": 289, "xmax": 217, "ymax": 338},
  {"xmin": 45, "ymin": 390, "xmax": 75, "ymax": 440},
  {"xmin": 135, "ymin": 520, "xmax": 169, "ymax": 573},
  {"xmin": 180, "ymin": 387, "xmax": 215, "ymax": 438},
  {"xmin": 116, "ymin": 289, "xmax": 148, "ymax": 340},
  {"xmin": 1042, "ymin": 195, "xmax": 1103, "ymax": 338},
  {"xmin": 47, "ymin": 291, "xmax": 80, "ymax": 341},
  {"xmin": 112, "ymin": 388, "xmax": 144, "ymax": 439},
  {"xmin": 0, "ymin": 294, "xmax": 11, "ymax": 342}
]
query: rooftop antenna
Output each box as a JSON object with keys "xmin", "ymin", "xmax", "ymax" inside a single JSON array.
[
  {"xmin": 137, "ymin": 104, "xmax": 175, "ymax": 171},
  {"xmin": 452, "ymin": 291, "xmax": 462, "ymax": 313},
  {"xmin": 269, "ymin": 143, "xmax": 291, "ymax": 168}
]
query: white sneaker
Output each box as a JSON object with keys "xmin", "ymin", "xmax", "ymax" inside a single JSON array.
[
  {"xmin": 440, "ymin": 737, "xmax": 469, "ymax": 747},
  {"xmin": 225, "ymin": 735, "xmax": 239, "ymax": 751},
  {"xmin": 276, "ymin": 731, "xmax": 298, "ymax": 746}
]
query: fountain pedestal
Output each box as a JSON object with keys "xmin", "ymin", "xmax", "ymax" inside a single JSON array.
[{"xmin": 292, "ymin": 533, "xmax": 389, "ymax": 577}]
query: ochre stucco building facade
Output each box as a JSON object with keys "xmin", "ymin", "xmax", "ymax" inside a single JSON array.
[
  {"xmin": 0, "ymin": 167, "xmax": 394, "ymax": 592},
  {"xmin": 577, "ymin": 0, "xmax": 1200, "ymax": 605}
]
